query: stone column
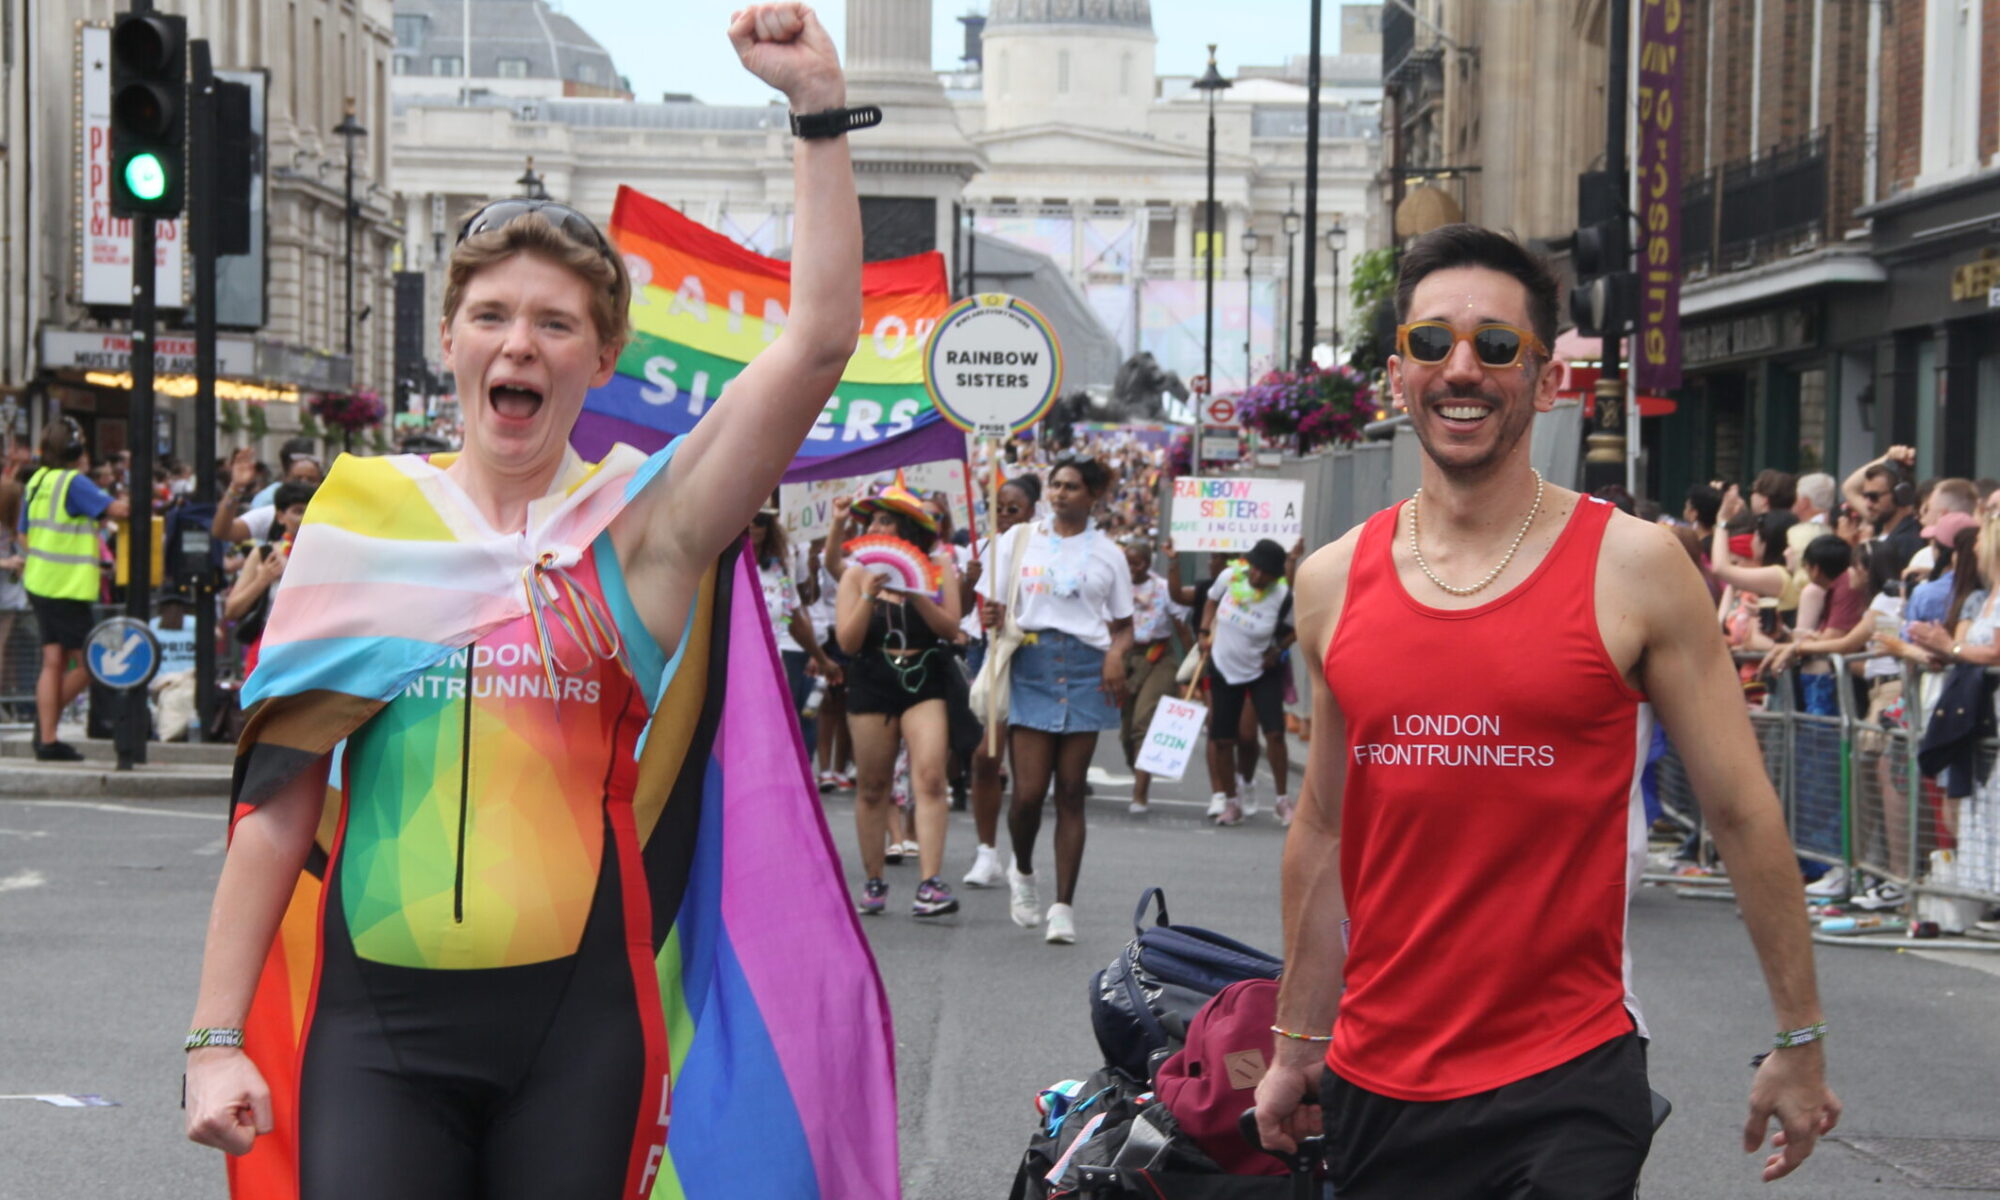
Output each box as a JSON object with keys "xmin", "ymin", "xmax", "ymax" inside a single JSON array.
[{"xmin": 846, "ymin": 0, "xmax": 934, "ymax": 81}]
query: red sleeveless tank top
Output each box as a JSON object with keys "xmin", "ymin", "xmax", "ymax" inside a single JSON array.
[{"xmin": 1321, "ymin": 495, "xmax": 1651, "ymax": 1101}]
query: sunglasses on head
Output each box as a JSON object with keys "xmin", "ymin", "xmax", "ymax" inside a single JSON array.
[
  {"xmin": 1396, "ymin": 320, "xmax": 1548, "ymax": 369},
  {"xmin": 456, "ymin": 198, "xmax": 619, "ymax": 273}
]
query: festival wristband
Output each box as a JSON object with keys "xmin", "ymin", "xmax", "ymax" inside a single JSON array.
[
  {"xmin": 1749, "ymin": 1022, "xmax": 1827, "ymax": 1068},
  {"xmin": 184, "ymin": 1027, "xmax": 245, "ymax": 1052},
  {"xmin": 1269, "ymin": 1024, "xmax": 1333, "ymax": 1044},
  {"xmin": 789, "ymin": 105, "xmax": 883, "ymax": 140},
  {"xmin": 1773, "ymin": 1021, "xmax": 1827, "ymax": 1049}
]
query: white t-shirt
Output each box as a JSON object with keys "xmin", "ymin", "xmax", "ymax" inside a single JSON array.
[
  {"xmin": 1130, "ymin": 572, "xmax": 1189, "ymax": 645},
  {"xmin": 241, "ymin": 505, "xmax": 277, "ymax": 543},
  {"xmin": 978, "ymin": 519, "xmax": 1134, "ymax": 652},
  {"xmin": 1207, "ymin": 565, "xmax": 1293, "ymax": 686},
  {"xmin": 757, "ymin": 559, "xmax": 804, "ymax": 653},
  {"xmin": 1864, "ymin": 592, "xmax": 1903, "ymax": 679}
]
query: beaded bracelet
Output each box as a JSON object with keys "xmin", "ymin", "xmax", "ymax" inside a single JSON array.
[
  {"xmin": 184, "ymin": 1027, "xmax": 245, "ymax": 1052},
  {"xmin": 1270, "ymin": 1024, "xmax": 1333, "ymax": 1044}
]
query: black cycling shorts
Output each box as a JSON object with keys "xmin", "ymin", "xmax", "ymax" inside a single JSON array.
[
  {"xmin": 1208, "ymin": 664, "xmax": 1287, "ymax": 737},
  {"xmin": 297, "ymin": 820, "xmax": 647, "ymax": 1200},
  {"xmin": 1318, "ymin": 1031, "xmax": 1654, "ymax": 1200}
]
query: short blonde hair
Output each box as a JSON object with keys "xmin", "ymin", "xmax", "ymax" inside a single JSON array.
[{"xmin": 441, "ymin": 210, "xmax": 631, "ymax": 353}]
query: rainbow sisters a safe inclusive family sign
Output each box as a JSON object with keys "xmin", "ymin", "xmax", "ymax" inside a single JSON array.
[{"xmin": 1168, "ymin": 476, "xmax": 1306, "ymax": 553}]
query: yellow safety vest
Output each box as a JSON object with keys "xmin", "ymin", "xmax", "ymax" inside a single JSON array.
[{"xmin": 22, "ymin": 467, "xmax": 101, "ymax": 601}]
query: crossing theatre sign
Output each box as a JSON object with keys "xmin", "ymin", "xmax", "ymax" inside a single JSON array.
[{"xmin": 1680, "ymin": 305, "xmax": 1816, "ymax": 370}]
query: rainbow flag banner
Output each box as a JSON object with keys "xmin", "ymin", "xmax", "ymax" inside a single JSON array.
[{"xmin": 577, "ymin": 185, "xmax": 965, "ymax": 482}]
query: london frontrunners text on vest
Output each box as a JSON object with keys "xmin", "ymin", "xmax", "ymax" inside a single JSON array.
[{"xmin": 1351, "ymin": 713, "xmax": 1556, "ymax": 768}]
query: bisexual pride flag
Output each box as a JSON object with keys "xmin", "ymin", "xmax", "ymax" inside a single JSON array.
[{"xmin": 576, "ymin": 185, "xmax": 965, "ymax": 482}]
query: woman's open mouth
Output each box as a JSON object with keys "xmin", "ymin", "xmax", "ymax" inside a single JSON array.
[{"xmin": 489, "ymin": 383, "xmax": 545, "ymax": 421}]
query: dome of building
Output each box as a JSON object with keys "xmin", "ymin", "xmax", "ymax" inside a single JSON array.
[
  {"xmin": 393, "ymin": 0, "xmax": 624, "ymax": 94},
  {"xmin": 986, "ymin": 0, "xmax": 1153, "ymax": 32}
]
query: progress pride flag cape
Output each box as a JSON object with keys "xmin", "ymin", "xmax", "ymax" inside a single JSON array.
[
  {"xmin": 226, "ymin": 445, "xmax": 900, "ymax": 1199},
  {"xmin": 576, "ymin": 184, "xmax": 963, "ymax": 482}
]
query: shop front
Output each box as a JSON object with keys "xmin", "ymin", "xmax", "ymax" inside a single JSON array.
[
  {"xmin": 1862, "ymin": 173, "xmax": 2000, "ymax": 482},
  {"xmin": 1647, "ymin": 300, "xmax": 1847, "ymax": 506},
  {"xmin": 31, "ymin": 327, "xmax": 351, "ymax": 470}
]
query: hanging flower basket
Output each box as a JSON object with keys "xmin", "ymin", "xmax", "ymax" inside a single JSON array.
[
  {"xmin": 1236, "ymin": 366, "xmax": 1376, "ymax": 455},
  {"xmin": 308, "ymin": 390, "xmax": 386, "ymax": 435}
]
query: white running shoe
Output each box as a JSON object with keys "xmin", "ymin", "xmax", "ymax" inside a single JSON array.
[
  {"xmin": 1009, "ymin": 866, "xmax": 1042, "ymax": 927},
  {"xmin": 1215, "ymin": 799, "xmax": 1244, "ymax": 827},
  {"xmin": 1206, "ymin": 793, "xmax": 1229, "ymax": 819},
  {"xmin": 963, "ymin": 844, "xmax": 1004, "ymax": 888},
  {"xmin": 1238, "ymin": 775, "xmax": 1259, "ymax": 817},
  {"xmin": 1045, "ymin": 903, "xmax": 1077, "ymax": 944},
  {"xmin": 1803, "ymin": 865, "xmax": 1849, "ymax": 899},
  {"xmin": 1273, "ymin": 794, "xmax": 1295, "ymax": 826},
  {"xmin": 1128, "ymin": 802, "xmax": 1151, "ymax": 815}
]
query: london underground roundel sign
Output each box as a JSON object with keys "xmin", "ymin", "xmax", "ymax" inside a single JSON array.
[{"xmin": 922, "ymin": 293, "xmax": 1065, "ymax": 439}]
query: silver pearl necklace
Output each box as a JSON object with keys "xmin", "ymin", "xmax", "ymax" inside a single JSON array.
[{"xmin": 1409, "ymin": 469, "xmax": 1544, "ymax": 597}]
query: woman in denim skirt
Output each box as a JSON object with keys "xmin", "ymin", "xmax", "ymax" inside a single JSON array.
[{"xmin": 978, "ymin": 456, "xmax": 1134, "ymax": 944}]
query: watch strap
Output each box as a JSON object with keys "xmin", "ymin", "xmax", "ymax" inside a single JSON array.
[{"xmin": 789, "ymin": 105, "xmax": 884, "ymax": 140}]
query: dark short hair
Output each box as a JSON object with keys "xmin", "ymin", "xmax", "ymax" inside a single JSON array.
[
  {"xmin": 1750, "ymin": 470, "xmax": 1797, "ymax": 511},
  {"xmin": 272, "ymin": 481, "xmax": 318, "ymax": 514},
  {"xmin": 1394, "ymin": 224, "xmax": 1560, "ymax": 353},
  {"xmin": 1685, "ymin": 483, "xmax": 1722, "ymax": 527},
  {"xmin": 279, "ymin": 437, "xmax": 320, "ymax": 466},
  {"xmin": 1049, "ymin": 454, "xmax": 1112, "ymax": 498},
  {"xmin": 1001, "ymin": 473, "xmax": 1042, "ymax": 506},
  {"xmin": 1802, "ymin": 534, "xmax": 1852, "ymax": 579}
]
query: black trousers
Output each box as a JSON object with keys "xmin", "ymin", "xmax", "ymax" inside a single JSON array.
[{"xmin": 1319, "ymin": 1032, "xmax": 1655, "ymax": 1200}]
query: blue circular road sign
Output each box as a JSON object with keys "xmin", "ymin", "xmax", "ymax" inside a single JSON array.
[{"xmin": 86, "ymin": 617, "xmax": 160, "ymax": 691}]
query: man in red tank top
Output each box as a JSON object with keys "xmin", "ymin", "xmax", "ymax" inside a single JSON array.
[{"xmin": 1250, "ymin": 226, "xmax": 1841, "ymax": 1198}]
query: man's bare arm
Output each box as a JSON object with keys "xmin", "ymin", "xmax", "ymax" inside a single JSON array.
[{"xmin": 1612, "ymin": 518, "xmax": 1841, "ymax": 1182}]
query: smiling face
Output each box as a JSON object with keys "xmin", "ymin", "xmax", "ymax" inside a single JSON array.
[
  {"xmin": 440, "ymin": 251, "xmax": 618, "ymax": 480},
  {"xmin": 1388, "ymin": 266, "xmax": 1559, "ymax": 480}
]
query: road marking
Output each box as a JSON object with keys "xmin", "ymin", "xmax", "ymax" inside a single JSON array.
[
  {"xmin": 0, "ymin": 799, "xmax": 224, "ymax": 821},
  {"xmin": 1907, "ymin": 948, "xmax": 2000, "ymax": 978},
  {"xmin": 1086, "ymin": 767, "xmax": 1135, "ymax": 786},
  {"xmin": 193, "ymin": 836, "xmax": 228, "ymax": 856},
  {"xmin": 0, "ymin": 828, "xmax": 52, "ymax": 838},
  {"xmin": 0, "ymin": 869, "xmax": 48, "ymax": 893}
]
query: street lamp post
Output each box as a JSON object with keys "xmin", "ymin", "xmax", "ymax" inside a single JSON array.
[
  {"xmin": 1192, "ymin": 45, "xmax": 1231, "ymax": 395},
  {"xmin": 333, "ymin": 98, "xmax": 367, "ymax": 359},
  {"xmin": 517, "ymin": 156, "xmax": 549, "ymax": 200},
  {"xmin": 1281, "ymin": 207, "xmax": 1301, "ymax": 371},
  {"xmin": 1242, "ymin": 230, "xmax": 1261, "ymax": 387},
  {"xmin": 1325, "ymin": 222, "xmax": 1346, "ymax": 355}
]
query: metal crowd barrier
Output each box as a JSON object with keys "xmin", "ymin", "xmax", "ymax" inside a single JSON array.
[{"xmin": 1653, "ymin": 652, "xmax": 2000, "ymax": 914}]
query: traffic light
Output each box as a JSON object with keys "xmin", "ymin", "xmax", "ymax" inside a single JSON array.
[
  {"xmin": 211, "ymin": 79, "xmax": 255, "ymax": 254},
  {"xmin": 1569, "ymin": 170, "xmax": 1636, "ymax": 339},
  {"xmin": 109, "ymin": 10, "xmax": 188, "ymax": 217}
]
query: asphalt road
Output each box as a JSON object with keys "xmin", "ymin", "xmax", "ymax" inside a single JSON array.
[{"xmin": 3, "ymin": 732, "xmax": 1998, "ymax": 1198}]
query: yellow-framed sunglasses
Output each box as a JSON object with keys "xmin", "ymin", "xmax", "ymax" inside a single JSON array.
[{"xmin": 1395, "ymin": 320, "xmax": 1548, "ymax": 369}]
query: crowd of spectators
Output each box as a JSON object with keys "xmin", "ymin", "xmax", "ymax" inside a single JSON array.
[{"xmin": 1613, "ymin": 452, "xmax": 2000, "ymax": 912}]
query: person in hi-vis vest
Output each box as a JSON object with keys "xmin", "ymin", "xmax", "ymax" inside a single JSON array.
[{"xmin": 20, "ymin": 418, "xmax": 129, "ymax": 760}]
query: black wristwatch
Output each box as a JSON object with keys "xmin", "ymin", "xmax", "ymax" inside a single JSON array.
[{"xmin": 789, "ymin": 105, "xmax": 883, "ymax": 140}]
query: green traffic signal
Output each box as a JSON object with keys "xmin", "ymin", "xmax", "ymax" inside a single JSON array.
[{"xmin": 122, "ymin": 153, "xmax": 169, "ymax": 202}]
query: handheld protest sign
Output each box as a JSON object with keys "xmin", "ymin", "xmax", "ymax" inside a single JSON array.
[
  {"xmin": 1135, "ymin": 697, "xmax": 1208, "ymax": 781},
  {"xmin": 923, "ymin": 294, "xmax": 1064, "ymax": 439}
]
